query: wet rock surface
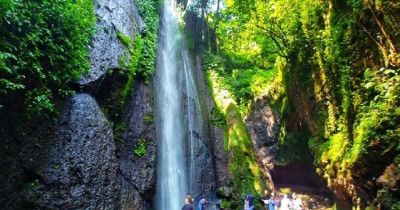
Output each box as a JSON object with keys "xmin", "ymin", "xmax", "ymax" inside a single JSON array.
[
  {"xmin": 210, "ymin": 124, "xmax": 228, "ymax": 188},
  {"xmin": 18, "ymin": 94, "xmax": 119, "ymax": 209},
  {"xmin": 0, "ymin": 85, "xmax": 158, "ymax": 210},
  {"xmin": 202, "ymin": 67, "xmax": 228, "ymax": 188},
  {"xmin": 0, "ymin": 153, "xmax": 26, "ymax": 209},
  {"xmin": 182, "ymin": 55, "xmax": 217, "ymax": 201},
  {"xmin": 80, "ymin": 0, "xmax": 144, "ymax": 85},
  {"xmin": 118, "ymin": 81, "xmax": 157, "ymax": 209}
]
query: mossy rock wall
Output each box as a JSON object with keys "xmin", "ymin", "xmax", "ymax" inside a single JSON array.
[{"xmin": 224, "ymin": 103, "xmax": 266, "ymax": 209}]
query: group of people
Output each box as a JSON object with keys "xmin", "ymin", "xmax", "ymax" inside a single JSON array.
[
  {"xmin": 243, "ymin": 190, "xmax": 302, "ymax": 210},
  {"xmin": 259, "ymin": 190, "xmax": 303, "ymax": 210},
  {"xmin": 182, "ymin": 193, "xmax": 206, "ymax": 210},
  {"xmin": 181, "ymin": 190, "xmax": 303, "ymax": 210}
]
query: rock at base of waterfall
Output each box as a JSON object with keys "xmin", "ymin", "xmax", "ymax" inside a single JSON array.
[{"xmin": 17, "ymin": 94, "xmax": 119, "ymax": 209}]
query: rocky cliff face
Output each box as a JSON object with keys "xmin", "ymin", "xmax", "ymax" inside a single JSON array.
[
  {"xmin": 245, "ymin": 97, "xmax": 280, "ymax": 189},
  {"xmin": 118, "ymin": 81, "xmax": 157, "ymax": 209},
  {"xmin": 0, "ymin": 0, "xmax": 156, "ymax": 209},
  {"xmin": 190, "ymin": 55, "xmax": 218, "ymax": 199},
  {"xmin": 80, "ymin": 0, "xmax": 144, "ymax": 85},
  {"xmin": 209, "ymin": 110, "xmax": 229, "ymax": 188}
]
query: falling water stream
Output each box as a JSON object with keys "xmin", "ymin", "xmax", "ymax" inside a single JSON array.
[
  {"xmin": 155, "ymin": 0, "xmax": 216, "ymax": 209},
  {"xmin": 154, "ymin": 0, "xmax": 187, "ymax": 209}
]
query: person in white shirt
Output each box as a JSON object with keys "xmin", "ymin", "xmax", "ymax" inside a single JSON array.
[
  {"xmin": 280, "ymin": 194, "xmax": 291, "ymax": 210},
  {"xmin": 292, "ymin": 193, "xmax": 303, "ymax": 210}
]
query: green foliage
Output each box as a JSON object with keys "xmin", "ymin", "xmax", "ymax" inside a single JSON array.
[
  {"xmin": 144, "ymin": 114, "xmax": 153, "ymax": 124},
  {"xmin": 203, "ymin": 52, "xmax": 266, "ymax": 208},
  {"xmin": 115, "ymin": 122, "xmax": 126, "ymax": 132},
  {"xmin": 225, "ymin": 103, "xmax": 266, "ymax": 206},
  {"xmin": 277, "ymin": 125, "xmax": 312, "ymax": 164},
  {"xmin": 390, "ymin": 202, "xmax": 400, "ymax": 210},
  {"xmin": 117, "ymin": 31, "xmax": 143, "ymax": 102},
  {"xmin": 210, "ymin": 107, "xmax": 226, "ymax": 127},
  {"xmin": 220, "ymin": 199, "xmax": 230, "ymax": 209},
  {"xmin": 117, "ymin": 31, "xmax": 132, "ymax": 47},
  {"xmin": 133, "ymin": 138, "xmax": 147, "ymax": 157},
  {"xmin": 135, "ymin": 0, "xmax": 160, "ymax": 83},
  {"xmin": 205, "ymin": 0, "xmax": 400, "ymax": 206},
  {"xmin": 202, "ymin": 51, "xmax": 277, "ymax": 114},
  {"xmin": 115, "ymin": 0, "xmax": 160, "ymax": 102},
  {"xmin": 0, "ymin": 0, "xmax": 95, "ymax": 115}
]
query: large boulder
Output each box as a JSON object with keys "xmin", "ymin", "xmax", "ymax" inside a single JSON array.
[
  {"xmin": 18, "ymin": 94, "xmax": 119, "ymax": 209},
  {"xmin": 246, "ymin": 97, "xmax": 280, "ymax": 170},
  {"xmin": 245, "ymin": 97, "xmax": 280, "ymax": 189}
]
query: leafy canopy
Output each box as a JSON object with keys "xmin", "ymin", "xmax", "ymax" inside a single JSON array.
[{"xmin": 0, "ymin": 0, "xmax": 95, "ymax": 115}]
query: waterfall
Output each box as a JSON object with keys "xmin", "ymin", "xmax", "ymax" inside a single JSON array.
[
  {"xmin": 155, "ymin": 0, "xmax": 216, "ymax": 209},
  {"xmin": 154, "ymin": 0, "xmax": 187, "ymax": 209}
]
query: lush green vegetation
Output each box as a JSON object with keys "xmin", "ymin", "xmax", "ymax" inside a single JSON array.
[
  {"xmin": 116, "ymin": 0, "xmax": 159, "ymax": 102},
  {"xmin": 135, "ymin": 0, "xmax": 160, "ymax": 83},
  {"xmin": 0, "ymin": 0, "xmax": 160, "ymax": 119},
  {"xmin": 117, "ymin": 31, "xmax": 144, "ymax": 102},
  {"xmin": 133, "ymin": 138, "xmax": 147, "ymax": 157},
  {"xmin": 144, "ymin": 114, "xmax": 154, "ymax": 124},
  {"xmin": 0, "ymin": 0, "xmax": 95, "ymax": 116},
  {"xmin": 203, "ymin": 49, "xmax": 267, "ymax": 208},
  {"xmin": 97, "ymin": 0, "xmax": 160, "ymax": 146},
  {"xmin": 203, "ymin": 0, "xmax": 400, "ymax": 208},
  {"xmin": 225, "ymin": 103, "xmax": 266, "ymax": 209}
]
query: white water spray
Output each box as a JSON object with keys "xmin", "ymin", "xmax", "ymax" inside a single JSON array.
[
  {"xmin": 154, "ymin": 0, "xmax": 187, "ymax": 209},
  {"xmin": 155, "ymin": 0, "xmax": 217, "ymax": 209}
]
